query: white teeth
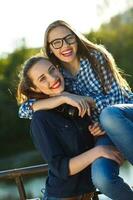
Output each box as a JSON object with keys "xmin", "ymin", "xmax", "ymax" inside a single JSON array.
[
  {"xmin": 52, "ymin": 80, "xmax": 60, "ymax": 89},
  {"xmin": 62, "ymin": 50, "xmax": 72, "ymax": 54}
]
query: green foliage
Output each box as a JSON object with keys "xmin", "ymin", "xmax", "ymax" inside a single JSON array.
[
  {"xmin": 85, "ymin": 8, "xmax": 133, "ymax": 88},
  {"xmin": 0, "ymin": 44, "xmax": 40, "ymax": 157}
]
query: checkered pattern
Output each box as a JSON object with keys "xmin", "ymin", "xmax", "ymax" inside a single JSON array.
[
  {"xmin": 19, "ymin": 51, "xmax": 133, "ymax": 121},
  {"xmin": 62, "ymin": 51, "xmax": 133, "ymax": 121},
  {"xmin": 19, "ymin": 99, "xmax": 36, "ymax": 119}
]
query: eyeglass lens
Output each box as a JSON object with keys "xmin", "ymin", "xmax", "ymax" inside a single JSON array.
[{"xmin": 50, "ymin": 34, "xmax": 76, "ymax": 49}]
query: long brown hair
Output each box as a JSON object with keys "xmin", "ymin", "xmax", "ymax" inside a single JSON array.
[
  {"xmin": 43, "ymin": 20, "xmax": 131, "ymax": 93},
  {"xmin": 17, "ymin": 56, "xmax": 49, "ymax": 104}
]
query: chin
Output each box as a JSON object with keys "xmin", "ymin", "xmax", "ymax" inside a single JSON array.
[
  {"xmin": 62, "ymin": 57, "xmax": 73, "ymax": 63},
  {"xmin": 56, "ymin": 88, "xmax": 64, "ymax": 94}
]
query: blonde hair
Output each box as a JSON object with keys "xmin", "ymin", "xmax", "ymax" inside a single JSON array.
[{"xmin": 43, "ymin": 20, "xmax": 131, "ymax": 93}]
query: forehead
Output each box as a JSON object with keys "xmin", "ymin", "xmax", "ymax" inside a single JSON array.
[
  {"xmin": 29, "ymin": 60, "xmax": 52, "ymax": 76},
  {"xmin": 48, "ymin": 26, "xmax": 72, "ymax": 41}
]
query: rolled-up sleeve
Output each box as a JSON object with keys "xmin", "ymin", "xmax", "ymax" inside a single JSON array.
[{"xmin": 19, "ymin": 99, "xmax": 36, "ymax": 119}]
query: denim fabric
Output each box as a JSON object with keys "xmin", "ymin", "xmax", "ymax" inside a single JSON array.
[
  {"xmin": 92, "ymin": 104, "xmax": 133, "ymax": 200},
  {"xmin": 100, "ymin": 104, "xmax": 133, "ymax": 164},
  {"xmin": 31, "ymin": 110, "xmax": 94, "ymax": 198}
]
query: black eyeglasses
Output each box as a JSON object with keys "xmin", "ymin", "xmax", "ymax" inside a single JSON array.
[{"xmin": 49, "ymin": 34, "xmax": 76, "ymax": 49}]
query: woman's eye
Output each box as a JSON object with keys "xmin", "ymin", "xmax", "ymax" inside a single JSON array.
[
  {"xmin": 53, "ymin": 40, "xmax": 61, "ymax": 45},
  {"xmin": 49, "ymin": 66, "xmax": 56, "ymax": 74},
  {"xmin": 39, "ymin": 76, "xmax": 46, "ymax": 82}
]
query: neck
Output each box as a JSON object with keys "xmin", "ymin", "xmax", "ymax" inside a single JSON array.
[{"xmin": 63, "ymin": 57, "xmax": 80, "ymax": 76}]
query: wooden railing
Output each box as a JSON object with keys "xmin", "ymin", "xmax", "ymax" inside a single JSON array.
[
  {"xmin": 0, "ymin": 164, "xmax": 100, "ymax": 200},
  {"xmin": 0, "ymin": 164, "xmax": 48, "ymax": 200}
]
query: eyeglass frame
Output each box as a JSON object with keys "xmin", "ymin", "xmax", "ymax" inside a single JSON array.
[{"xmin": 48, "ymin": 33, "xmax": 77, "ymax": 49}]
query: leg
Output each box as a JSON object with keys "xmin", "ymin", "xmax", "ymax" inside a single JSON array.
[
  {"xmin": 100, "ymin": 104, "xmax": 133, "ymax": 164},
  {"xmin": 91, "ymin": 135, "xmax": 133, "ymax": 200}
]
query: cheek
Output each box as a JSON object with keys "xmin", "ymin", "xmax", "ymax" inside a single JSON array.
[
  {"xmin": 37, "ymin": 83, "xmax": 48, "ymax": 93},
  {"xmin": 52, "ymin": 49, "xmax": 60, "ymax": 57},
  {"xmin": 61, "ymin": 77, "xmax": 65, "ymax": 89},
  {"xmin": 73, "ymin": 43, "xmax": 78, "ymax": 52}
]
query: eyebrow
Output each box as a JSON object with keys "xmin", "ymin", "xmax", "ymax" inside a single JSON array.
[
  {"xmin": 37, "ymin": 64, "xmax": 54, "ymax": 81},
  {"xmin": 48, "ymin": 64, "xmax": 54, "ymax": 72},
  {"xmin": 37, "ymin": 74, "xmax": 44, "ymax": 81}
]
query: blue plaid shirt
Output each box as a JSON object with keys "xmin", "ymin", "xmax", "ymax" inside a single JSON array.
[{"xmin": 19, "ymin": 51, "xmax": 133, "ymax": 121}]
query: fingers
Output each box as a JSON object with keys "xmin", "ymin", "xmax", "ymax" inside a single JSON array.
[
  {"xmin": 86, "ymin": 101, "xmax": 91, "ymax": 116},
  {"xmin": 103, "ymin": 146, "xmax": 124, "ymax": 165},
  {"xmin": 79, "ymin": 100, "xmax": 87, "ymax": 117},
  {"xmin": 113, "ymin": 149, "xmax": 125, "ymax": 165},
  {"xmin": 80, "ymin": 99, "xmax": 91, "ymax": 117},
  {"xmin": 91, "ymin": 130, "xmax": 105, "ymax": 136},
  {"xmin": 74, "ymin": 99, "xmax": 91, "ymax": 117},
  {"xmin": 111, "ymin": 151, "xmax": 124, "ymax": 165},
  {"xmin": 89, "ymin": 123, "xmax": 105, "ymax": 136},
  {"xmin": 64, "ymin": 94, "xmax": 91, "ymax": 117},
  {"xmin": 87, "ymin": 107, "xmax": 91, "ymax": 116},
  {"xmin": 74, "ymin": 102, "xmax": 82, "ymax": 116}
]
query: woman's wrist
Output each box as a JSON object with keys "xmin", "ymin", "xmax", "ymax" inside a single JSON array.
[
  {"xmin": 60, "ymin": 92, "xmax": 71, "ymax": 104},
  {"xmin": 91, "ymin": 146, "xmax": 103, "ymax": 160}
]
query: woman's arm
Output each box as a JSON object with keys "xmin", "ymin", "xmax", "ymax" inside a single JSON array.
[
  {"xmin": 69, "ymin": 145, "xmax": 123, "ymax": 175},
  {"xmin": 33, "ymin": 92, "xmax": 94, "ymax": 117},
  {"xmin": 19, "ymin": 92, "xmax": 95, "ymax": 119}
]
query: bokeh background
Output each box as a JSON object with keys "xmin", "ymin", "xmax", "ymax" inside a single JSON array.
[{"xmin": 0, "ymin": 0, "xmax": 133, "ymax": 199}]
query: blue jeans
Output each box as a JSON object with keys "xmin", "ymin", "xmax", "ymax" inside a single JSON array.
[
  {"xmin": 100, "ymin": 104, "xmax": 133, "ymax": 164},
  {"xmin": 91, "ymin": 135, "xmax": 133, "ymax": 200},
  {"xmin": 91, "ymin": 104, "xmax": 133, "ymax": 199}
]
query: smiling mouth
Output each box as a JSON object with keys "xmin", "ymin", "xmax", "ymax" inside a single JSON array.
[
  {"xmin": 50, "ymin": 79, "xmax": 61, "ymax": 89},
  {"xmin": 62, "ymin": 49, "xmax": 73, "ymax": 56}
]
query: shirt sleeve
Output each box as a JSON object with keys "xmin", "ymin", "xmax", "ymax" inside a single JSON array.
[
  {"xmin": 30, "ymin": 110, "xmax": 70, "ymax": 180},
  {"xmin": 19, "ymin": 99, "xmax": 36, "ymax": 119}
]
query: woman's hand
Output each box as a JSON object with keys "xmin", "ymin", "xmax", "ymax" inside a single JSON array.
[
  {"xmin": 69, "ymin": 144, "xmax": 124, "ymax": 175},
  {"xmin": 61, "ymin": 92, "xmax": 95, "ymax": 117},
  {"xmin": 96, "ymin": 145, "xmax": 124, "ymax": 165},
  {"xmin": 89, "ymin": 122, "xmax": 106, "ymax": 136}
]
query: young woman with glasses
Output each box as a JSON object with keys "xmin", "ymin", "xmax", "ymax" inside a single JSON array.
[{"xmin": 19, "ymin": 20, "xmax": 133, "ymax": 200}]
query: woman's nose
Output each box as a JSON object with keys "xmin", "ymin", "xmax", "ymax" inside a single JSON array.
[
  {"xmin": 62, "ymin": 39, "xmax": 69, "ymax": 47},
  {"xmin": 48, "ymin": 74, "xmax": 56, "ymax": 80},
  {"xmin": 47, "ymin": 74, "xmax": 57, "ymax": 84}
]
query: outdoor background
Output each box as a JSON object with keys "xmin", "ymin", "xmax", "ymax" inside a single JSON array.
[{"xmin": 0, "ymin": 0, "xmax": 133, "ymax": 199}]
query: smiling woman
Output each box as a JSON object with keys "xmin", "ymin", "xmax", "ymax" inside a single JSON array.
[{"xmin": 27, "ymin": 59, "xmax": 65, "ymax": 96}]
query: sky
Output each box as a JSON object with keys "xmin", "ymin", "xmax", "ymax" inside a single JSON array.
[{"xmin": 0, "ymin": 0, "xmax": 132, "ymax": 55}]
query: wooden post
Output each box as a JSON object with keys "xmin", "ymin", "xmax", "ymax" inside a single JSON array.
[{"xmin": 15, "ymin": 176, "xmax": 27, "ymax": 200}]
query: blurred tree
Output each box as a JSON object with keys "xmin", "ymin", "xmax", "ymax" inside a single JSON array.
[
  {"xmin": 86, "ymin": 7, "xmax": 133, "ymax": 88},
  {"xmin": 0, "ymin": 41, "xmax": 40, "ymax": 157}
]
